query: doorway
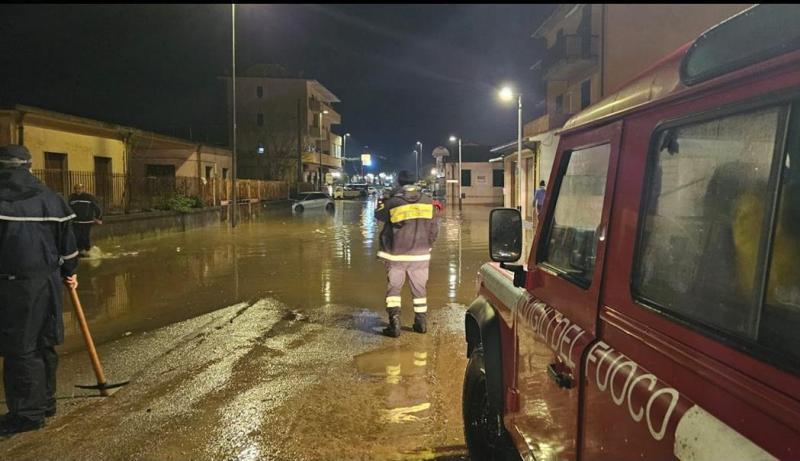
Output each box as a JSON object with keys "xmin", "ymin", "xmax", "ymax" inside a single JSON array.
[{"xmin": 44, "ymin": 152, "xmax": 68, "ymax": 196}]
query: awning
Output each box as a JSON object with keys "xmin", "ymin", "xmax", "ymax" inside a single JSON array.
[{"xmin": 490, "ymin": 138, "xmax": 538, "ymax": 155}]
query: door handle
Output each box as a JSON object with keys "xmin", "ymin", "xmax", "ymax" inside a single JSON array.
[{"xmin": 547, "ymin": 363, "xmax": 573, "ymax": 389}]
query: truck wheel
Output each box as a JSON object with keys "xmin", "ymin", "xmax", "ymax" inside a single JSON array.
[{"xmin": 463, "ymin": 347, "xmax": 520, "ymax": 461}]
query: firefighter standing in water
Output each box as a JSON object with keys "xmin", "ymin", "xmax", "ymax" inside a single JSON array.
[
  {"xmin": 0, "ymin": 145, "xmax": 79, "ymax": 435},
  {"xmin": 375, "ymin": 170, "xmax": 439, "ymax": 337},
  {"xmin": 68, "ymin": 184, "xmax": 102, "ymax": 256}
]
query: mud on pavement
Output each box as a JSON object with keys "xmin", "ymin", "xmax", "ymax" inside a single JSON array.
[{"xmin": 0, "ymin": 297, "xmax": 470, "ymax": 461}]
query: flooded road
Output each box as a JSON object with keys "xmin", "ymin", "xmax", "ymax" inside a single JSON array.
[
  {"xmin": 1, "ymin": 199, "xmax": 498, "ymax": 460},
  {"xmin": 60, "ymin": 198, "xmax": 490, "ymax": 352}
]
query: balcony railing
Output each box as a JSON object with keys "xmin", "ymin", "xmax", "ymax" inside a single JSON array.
[
  {"xmin": 302, "ymin": 152, "xmax": 342, "ymax": 169},
  {"xmin": 542, "ymin": 34, "xmax": 599, "ymax": 80}
]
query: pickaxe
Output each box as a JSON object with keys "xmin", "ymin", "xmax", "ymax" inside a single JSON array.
[{"xmin": 68, "ymin": 286, "xmax": 130, "ymax": 396}]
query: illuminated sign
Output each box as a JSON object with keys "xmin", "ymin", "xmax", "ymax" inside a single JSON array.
[{"xmin": 361, "ymin": 154, "xmax": 372, "ymax": 166}]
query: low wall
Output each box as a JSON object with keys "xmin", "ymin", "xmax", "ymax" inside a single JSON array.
[{"xmin": 94, "ymin": 200, "xmax": 291, "ymax": 244}]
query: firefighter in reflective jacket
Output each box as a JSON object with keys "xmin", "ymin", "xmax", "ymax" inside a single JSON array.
[
  {"xmin": 0, "ymin": 145, "xmax": 79, "ymax": 435},
  {"xmin": 68, "ymin": 183, "xmax": 102, "ymax": 256},
  {"xmin": 375, "ymin": 170, "xmax": 439, "ymax": 337}
]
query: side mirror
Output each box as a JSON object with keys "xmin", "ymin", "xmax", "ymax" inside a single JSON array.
[{"xmin": 489, "ymin": 208, "xmax": 522, "ymax": 263}]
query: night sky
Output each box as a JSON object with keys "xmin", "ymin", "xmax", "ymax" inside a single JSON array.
[{"xmin": 0, "ymin": 4, "xmax": 555, "ymax": 171}]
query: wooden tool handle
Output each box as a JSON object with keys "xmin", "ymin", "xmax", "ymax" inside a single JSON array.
[{"xmin": 68, "ymin": 286, "xmax": 109, "ymax": 396}]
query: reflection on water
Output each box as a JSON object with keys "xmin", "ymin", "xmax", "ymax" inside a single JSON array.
[{"xmin": 62, "ymin": 201, "xmax": 495, "ymax": 352}]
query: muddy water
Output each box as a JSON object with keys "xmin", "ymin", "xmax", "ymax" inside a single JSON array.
[
  {"xmin": 1, "ymin": 200, "xmax": 511, "ymax": 460},
  {"xmin": 65, "ymin": 198, "xmax": 493, "ymax": 351}
]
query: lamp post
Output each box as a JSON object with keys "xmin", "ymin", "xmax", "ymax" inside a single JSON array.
[
  {"xmin": 318, "ymin": 110, "xmax": 328, "ymax": 190},
  {"xmin": 449, "ymin": 135, "xmax": 462, "ymax": 208},
  {"xmin": 415, "ymin": 141, "xmax": 422, "ymax": 181},
  {"xmin": 230, "ymin": 3, "xmax": 238, "ymax": 228},
  {"xmin": 499, "ymin": 86, "xmax": 523, "ymax": 218}
]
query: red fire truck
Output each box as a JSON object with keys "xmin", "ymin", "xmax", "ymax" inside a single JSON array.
[{"xmin": 463, "ymin": 5, "xmax": 800, "ymax": 460}]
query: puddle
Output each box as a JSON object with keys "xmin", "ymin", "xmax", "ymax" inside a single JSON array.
[{"xmin": 354, "ymin": 345, "xmax": 430, "ymax": 380}]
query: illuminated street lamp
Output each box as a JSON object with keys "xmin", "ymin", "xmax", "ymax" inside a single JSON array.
[
  {"xmin": 498, "ymin": 85, "xmax": 523, "ymax": 217},
  {"xmin": 415, "ymin": 141, "xmax": 422, "ymax": 180},
  {"xmin": 431, "ymin": 168, "xmax": 438, "ymax": 176},
  {"xmin": 231, "ymin": 4, "xmax": 238, "ymax": 227},
  {"xmin": 317, "ymin": 109, "xmax": 329, "ymax": 190},
  {"xmin": 449, "ymin": 135, "xmax": 462, "ymax": 207}
]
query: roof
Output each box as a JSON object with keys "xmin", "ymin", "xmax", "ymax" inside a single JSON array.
[
  {"xmin": 444, "ymin": 144, "xmax": 496, "ymax": 163},
  {"xmin": 5, "ymin": 104, "xmax": 231, "ymax": 155},
  {"xmin": 490, "ymin": 138, "xmax": 539, "ymax": 155}
]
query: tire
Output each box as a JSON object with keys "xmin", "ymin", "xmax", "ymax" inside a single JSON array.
[
  {"xmin": 295, "ymin": 204, "xmax": 304, "ymax": 213},
  {"xmin": 463, "ymin": 348, "xmax": 521, "ymax": 461},
  {"xmin": 325, "ymin": 202, "xmax": 335, "ymax": 211}
]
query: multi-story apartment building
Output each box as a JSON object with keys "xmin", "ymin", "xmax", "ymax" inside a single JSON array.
[
  {"xmin": 223, "ymin": 76, "xmax": 342, "ymax": 187},
  {"xmin": 499, "ymin": 4, "xmax": 752, "ymax": 220}
]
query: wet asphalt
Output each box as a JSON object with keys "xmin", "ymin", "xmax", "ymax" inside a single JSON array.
[{"xmin": 0, "ymin": 198, "xmax": 495, "ymax": 460}]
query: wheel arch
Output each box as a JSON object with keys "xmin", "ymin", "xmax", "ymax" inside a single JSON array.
[{"xmin": 465, "ymin": 296, "xmax": 505, "ymax": 414}]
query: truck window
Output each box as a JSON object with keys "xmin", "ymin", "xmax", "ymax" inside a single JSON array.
[
  {"xmin": 540, "ymin": 143, "xmax": 611, "ymax": 287},
  {"xmin": 634, "ymin": 104, "xmax": 800, "ymax": 367}
]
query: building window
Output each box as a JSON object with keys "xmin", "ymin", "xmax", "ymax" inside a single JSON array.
[
  {"xmin": 257, "ymin": 144, "xmax": 265, "ymax": 155},
  {"xmin": 540, "ymin": 143, "xmax": 611, "ymax": 288},
  {"xmin": 461, "ymin": 169, "xmax": 472, "ymax": 187},
  {"xmin": 257, "ymin": 113, "xmax": 264, "ymax": 127},
  {"xmin": 205, "ymin": 166, "xmax": 213, "ymax": 179},
  {"xmin": 580, "ymin": 79, "xmax": 591, "ymax": 110},
  {"xmin": 493, "ymin": 169, "xmax": 504, "ymax": 187},
  {"xmin": 634, "ymin": 105, "xmax": 795, "ymax": 361},
  {"xmin": 222, "ymin": 168, "xmax": 229, "ymax": 180},
  {"xmin": 145, "ymin": 164, "xmax": 176, "ymax": 178},
  {"xmin": 555, "ymin": 94, "xmax": 564, "ymax": 114},
  {"xmin": 257, "ymin": 86, "xmax": 263, "ymax": 98}
]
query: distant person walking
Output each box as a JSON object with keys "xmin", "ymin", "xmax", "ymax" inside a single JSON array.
[
  {"xmin": 68, "ymin": 184, "xmax": 103, "ymax": 256},
  {"xmin": 375, "ymin": 170, "xmax": 439, "ymax": 337},
  {"xmin": 534, "ymin": 180, "xmax": 546, "ymax": 217},
  {"xmin": 0, "ymin": 145, "xmax": 79, "ymax": 435}
]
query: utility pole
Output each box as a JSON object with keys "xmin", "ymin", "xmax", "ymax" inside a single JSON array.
[{"xmin": 231, "ymin": 3, "xmax": 238, "ymax": 228}]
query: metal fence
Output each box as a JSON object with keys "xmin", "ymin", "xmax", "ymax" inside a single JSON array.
[{"xmin": 32, "ymin": 169, "xmax": 289, "ymax": 214}]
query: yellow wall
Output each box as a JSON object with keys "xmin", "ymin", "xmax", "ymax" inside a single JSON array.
[{"xmin": 25, "ymin": 124, "xmax": 125, "ymax": 173}]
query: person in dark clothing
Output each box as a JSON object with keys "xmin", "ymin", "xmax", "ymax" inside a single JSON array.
[
  {"xmin": 0, "ymin": 145, "xmax": 79, "ymax": 435},
  {"xmin": 68, "ymin": 184, "xmax": 102, "ymax": 255},
  {"xmin": 375, "ymin": 170, "xmax": 439, "ymax": 337}
]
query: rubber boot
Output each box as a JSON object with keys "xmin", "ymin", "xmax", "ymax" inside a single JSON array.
[
  {"xmin": 413, "ymin": 313, "xmax": 427, "ymax": 334},
  {"xmin": 383, "ymin": 308, "xmax": 401, "ymax": 338}
]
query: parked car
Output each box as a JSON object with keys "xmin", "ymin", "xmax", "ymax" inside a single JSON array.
[
  {"xmin": 292, "ymin": 192, "xmax": 334, "ymax": 213},
  {"xmin": 333, "ymin": 185, "xmax": 362, "ymax": 200},
  {"xmin": 462, "ymin": 5, "xmax": 800, "ymax": 461}
]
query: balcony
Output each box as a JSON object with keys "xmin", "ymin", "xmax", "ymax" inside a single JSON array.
[
  {"xmin": 302, "ymin": 151, "xmax": 342, "ymax": 169},
  {"xmin": 542, "ymin": 34, "xmax": 599, "ymax": 81}
]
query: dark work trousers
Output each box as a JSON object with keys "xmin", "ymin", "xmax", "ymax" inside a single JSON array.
[
  {"xmin": 384, "ymin": 260, "xmax": 429, "ymax": 314},
  {"xmin": 3, "ymin": 347, "xmax": 57, "ymax": 422},
  {"xmin": 73, "ymin": 223, "xmax": 92, "ymax": 252}
]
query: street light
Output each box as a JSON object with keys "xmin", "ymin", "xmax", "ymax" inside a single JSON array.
[
  {"xmin": 231, "ymin": 3, "xmax": 238, "ymax": 228},
  {"xmin": 318, "ymin": 109, "xmax": 329, "ymax": 190},
  {"xmin": 415, "ymin": 141, "xmax": 422, "ymax": 180},
  {"xmin": 449, "ymin": 135, "xmax": 462, "ymax": 208},
  {"xmin": 498, "ymin": 85, "xmax": 523, "ymax": 218}
]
